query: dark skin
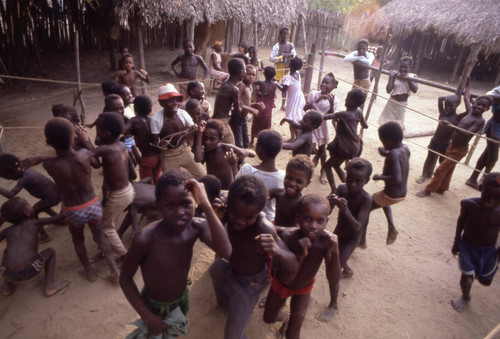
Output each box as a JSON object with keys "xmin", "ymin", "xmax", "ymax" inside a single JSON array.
[
  {"xmin": 171, "ymin": 41, "xmax": 209, "ymax": 80},
  {"xmin": 212, "ymin": 66, "xmax": 245, "ymax": 119},
  {"xmin": 120, "ymin": 180, "xmax": 231, "ymax": 335},
  {"xmin": 328, "ymin": 169, "xmax": 372, "ymax": 277},
  {"xmin": 114, "ymin": 56, "xmax": 150, "ymax": 97},
  {"xmin": 182, "ymin": 82, "xmax": 211, "ymax": 118},
  {"xmin": 236, "ymin": 66, "xmax": 263, "ymax": 119},
  {"xmin": 386, "ymin": 62, "xmax": 418, "ymax": 102},
  {"xmin": 266, "ymin": 201, "xmax": 340, "ymax": 338},
  {"xmin": 123, "ymin": 115, "xmax": 159, "ymax": 158},
  {"xmin": 270, "ymin": 168, "xmax": 311, "ymax": 227},
  {"xmin": 211, "ymin": 44, "xmax": 228, "ymax": 72},
  {"xmin": 450, "ymin": 184, "xmax": 500, "ymax": 312},
  {"xmin": 281, "ymin": 115, "xmax": 318, "ymax": 156},
  {"xmin": 251, "ymin": 78, "xmax": 278, "ymax": 146}
]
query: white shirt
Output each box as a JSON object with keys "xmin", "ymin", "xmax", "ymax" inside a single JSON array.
[
  {"xmin": 269, "ymin": 42, "xmax": 297, "ymax": 62},
  {"xmin": 343, "ymin": 51, "xmax": 374, "ymax": 65},
  {"xmin": 150, "ymin": 108, "xmax": 193, "ymax": 135}
]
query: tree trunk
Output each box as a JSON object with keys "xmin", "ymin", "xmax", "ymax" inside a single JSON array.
[
  {"xmin": 451, "ymin": 46, "xmax": 467, "ymax": 83},
  {"xmin": 456, "ymin": 44, "xmax": 481, "ymax": 95},
  {"xmin": 136, "ymin": 16, "xmax": 147, "ymax": 95},
  {"xmin": 415, "ymin": 32, "xmax": 426, "ymax": 74}
]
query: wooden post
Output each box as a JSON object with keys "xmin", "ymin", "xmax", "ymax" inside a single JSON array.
[
  {"xmin": 224, "ymin": 20, "xmax": 233, "ymax": 53},
  {"xmin": 290, "ymin": 24, "xmax": 297, "ymax": 46},
  {"xmin": 456, "ymin": 44, "xmax": 481, "ymax": 95},
  {"xmin": 303, "ymin": 44, "xmax": 316, "ymax": 95},
  {"xmin": 464, "ymin": 135, "xmax": 480, "ymax": 165},
  {"xmin": 317, "ymin": 36, "xmax": 326, "ymax": 91},
  {"xmin": 136, "ymin": 16, "xmax": 147, "ymax": 95},
  {"xmin": 188, "ymin": 18, "xmax": 195, "ymax": 40},
  {"xmin": 253, "ymin": 20, "xmax": 258, "ymax": 48},
  {"xmin": 239, "ymin": 22, "xmax": 245, "ymax": 43},
  {"xmin": 300, "ymin": 14, "xmax": 308, "ymax": 55},
  {"xmin": 415, "ymin": 32, "xmax": 426, "ymax": 74},
  {"xmin": 73, "ymin": 30, "xmax": 86, "ymax": 125},
  {"xmin": 451, "ymin": 46, "xmax": 467, "ymax": 83},
  {"xmin": 0, "ymin": 125, "xmax": 7, "ymax": 153}
]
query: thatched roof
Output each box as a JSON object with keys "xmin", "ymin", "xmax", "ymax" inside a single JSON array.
[
  {"xmin": 362, "ymin": 0, "xmax": 500, "ymax": 55},
  {"xmin": 115, "ymin": 0, "xmax": 307, "ymax": 29}
]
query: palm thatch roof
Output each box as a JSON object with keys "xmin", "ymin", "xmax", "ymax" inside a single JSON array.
[
  {"xmin": 362, "ymin": 0, "xmax": 500, "ymax": 55},
  {"xmin": 115, "ymin": 0, "xmax": 307, "ymax": 29}
]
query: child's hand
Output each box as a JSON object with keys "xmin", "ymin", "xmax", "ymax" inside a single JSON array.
[
  {"xmin": 224, "ymin": 149, "xmax": 238, "ymax": 166},
  {"xmin": 280, "ymin": 118, "xmax": 287, "ymax": 126},
  {"xmin": 372, "ymin": 174, "xmax": 382, "ymax": 181},
  {"xmin": 75, "ymin": 125, "xmax": 89, "ymax": 143},
  {"xmin": 18, "ymin": 157, "xmax": 42, "ymax": 170},
  {"xmin": 143, "ymin": 313, "xmax": 168, "ymax": 335},
  {"xmin": 325, "ymin": 231, "xmax": 339, "ymax": 254},
  {"xmin": 298, "ymin": 237, "xmax": 312, "ymax": 257},
  {"xmin": 184, "ymin": 179, "xmax": 210, "ymax": 207},
  {"xmin": 439, "ymin": 120, "xmax": 451, "ymax": 125},
  {"xmin": 451, "ymin": 241, "xmax": 459, "ymax": 256},
  {"xmin": 139, "ymin": 69, "xmax": 148, "ymax": 76},
  {"xmin": 330, "ymin": 195, "xmax": 347, "ymax": 212},
  {"xmin": 198, "ymin": 120, "xmax": 207, "ymax": 133},
  {"xmin": 377, "ymin": 146, "xmax": 388, "ymax": 156},
  {"xmin": 255, "ymin": 234, "xmax": 280, "ymax": 256},
  {"xmin": 212, "ymin": 195, "xmax": 227, "ymax": 221},
  {"xmin": 389, "ymin": 70, "xmax": 397, "ymax": 77}
]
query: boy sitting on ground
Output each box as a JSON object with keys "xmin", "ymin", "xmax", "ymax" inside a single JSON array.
[{"xmin": 281, "ymin": 110, "xmax": 324, "ymax": 156}]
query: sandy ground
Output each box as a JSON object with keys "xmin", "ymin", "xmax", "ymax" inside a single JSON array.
[{"xmin": 0, "ymin": 46, "xmax": 499, "ymax": 339}]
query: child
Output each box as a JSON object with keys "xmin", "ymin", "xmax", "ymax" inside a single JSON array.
[
  {"xmin": 0, "ymin": 197, "xmax": 69, "ymax": 297},
  {"xmin": 360, "ymin": 122, "xmax": 410, "ymax": 247},
  {"xmin": 123, "ymin": 95, "xmax": 162, "ymax": 184},
  {"xmin": 111, "ymin": 84, "xmax": 135, "ymax": 119},
  {"xmin": 370, "ymin": 47, "xmax": 387, "ymax": 83},
  {"xmin": 378, "ymin": 56, "xmax": 418, "ymax": 128},
  {"xmin": 236, "ymin": 129, "xmax": 285, "ymax": 222},
  {"xmin": 194, "ymin": 119, "xmax": 255, "ymax": 190},
  {"xmin": 251, "ymin": 66, "xmax": 277, "ymax": 147},
  {"xmin": 181, "ymin": 81, "xmax": 211, "ymax": 118},
  {"xmin": 270, "ymin": 27, "xmax": 296, "ymax": 83},
  {"xmin": 196, "ymin": 174, "xmax": 222, "ymax": 218},
  {"xmin": 248, "ymin": 45, "xmax": 264, "ymax": 79},
  {"xmin": 20, "ymin": 118, "xmax": 119, "ymax": 282},
  {"xmin": 344, "ymin": 39, "xmax": 374, "ymax": 96},
  {"xmin": 329, "ymin": 158, "xmax": 373, "ymax": 277},
  {"xmin": 323, "ymin": 89, "xmax": 368, "ymax": 194},
  {"xmin": 52, "ymin": 104, "xmax": 93, "ymax": 151},
  {"xmin": 304, "ymin": 73, "xmax": 339, "ymax": 184},
  {"xmin": 114, "ymin": 54, "xmax": 150, "ymax": 97},
  {"xmin": 281, "ymin": 110, "xmax": 323, "ymax": 156},
  {"xmin": 209, "ymin": 175, "xmax": 298, "ymax": 339},
  {"xmin": 0, "ymin": 153, "xmax": 61, "ymax": 241},
  {"xmin": 264, "ymin": 194, "xmax": 340, "ymax": 338},
  {"xmin": 280, "ymin": 57, "xmax": 305, "ymax": 142},
  {"xmin": 450, "ymin": 172, "xmax": 500, "ymax": 312},
  {"xmin": 101, "ymin": 80, "xmax": 118, "ymax": 97},
  {"xmin": 417, "ymin": 94, "xmax": 492, "ymax": 197},
  {"xmin": 120, "ymin": 169, "xmax": 231, "ymax": 337},
  {"xmin": 416, "ymin": 94, "xmax": 462, "ymax": 184},
  {"xmin": 237, "ymin": 41, "xmax": 249, "ymax": 56},
  {"xmin": 171, "ymin": 38, "xmax": 209, "ymax": 98},
  {"xmin": 209, "ymin": 41, "xmax": 229, "ymax": 82},
  {"xmin": 270, "ymin": 155, "xmax": 313, "ymax": 227},
  {"xmin": 213, "ymin": 58, "xmax": 246, "ymax": 145}
]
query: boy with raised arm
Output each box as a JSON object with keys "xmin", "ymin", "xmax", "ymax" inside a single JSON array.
[
  {"xmin": 360, "ymin": 122, "xmax": 410, "ymax": 247},
  {"xmin": 120, "ymin": 169, "xmax": 231, "ymax": 337},
  {"xmin": 209, "ymin": 175, "xmax": 298, "ymax": 339},
  {"xmin": 450, "ymin": 172, "xmax": 500, "ymax": 312},
  {"xmin": 281, "ymin": 110, "xmax": 324, "ymax": 156},
  {"xmin": 264, "ymin": 194, "xmax": 341, "ymax": 338},
  {"xmin": 114, "ymin": 54, "xmax": 149, "ymax": 97}
]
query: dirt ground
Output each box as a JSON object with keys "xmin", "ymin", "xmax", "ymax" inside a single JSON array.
[{"xmin": 0, "ymin": 45, "xmax": 499, "ymax": 339}]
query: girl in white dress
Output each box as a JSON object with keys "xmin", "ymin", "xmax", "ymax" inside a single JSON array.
[{"xmin": 280, "ymin": 57, "xmax": 305, "ymax": 142}]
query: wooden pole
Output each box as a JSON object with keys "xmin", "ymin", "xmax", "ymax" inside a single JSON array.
[
  {"xmin": 73, "ymin": 29, "xmax": 86, "ymax": 125},
  {"xmin": 303, "ymin": 44, "xmax": 316, "ymax": 95},
  {"xmin": 253, "ymin": 20, "xmax": 258, "ymax": 48},
  {"xmin": 464, "ymin": 135, "xmax": 481, "ymax": 165},
  {"xmin": 188, "ymin": 19, "xmax": 195, "ymax": 40},
  {"xmin": 456, "ymin": 44, "xmax": 481, "ymax": 95},
  {"xmin": 0, "ymin": 125, "xmax": 7, "ymax": 153},
  {"xmin": 415, "ymin": 32, "xmax": 426, "ymax": 74},
  {"xmin": 224, "ymin": 20, "xmax": 233, "ymax": 52},
  {"xmin": 317, "ymin": 36, "xmax": 326, "ymax": 91},
  {"xmin": 451, "ymin": 46, "xmax": 467, "ymax": 83},
  {"xmin": 136, "ymin": 16, "xmax": 147, "ymax": 95},
  {"xmin": 300, "ymin": 14, "xmax": 308, "ymax": 55}
]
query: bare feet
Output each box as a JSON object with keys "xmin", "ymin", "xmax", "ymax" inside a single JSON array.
[
  {"xmin": 465, "ymin": 179, "xmax": 479, "ymax": 190},
  {"xmin": 320, "ymin": 172, "xmax": 328, "ymax": 185},
  {"xmin": 78, "ymin": 267, "xmax": 97, "ymax": 282},
  {"xmin": 45, "ymin": 279, "xmax": 70, "ymax": 297},
  {"xmin": 102, "ymin": 273, "xmax": 119, "ymax": 284},
  {"xmin": 415, "ymin": 176, "xmax": 428, "ymax": 184},
  {"xmin": 451, "ymin": 296, "xmax": 469, "ymax": 312},
  {"xmin": 312, "ymin": 157, "xmax": 319, "ymax": 168},
  {"xmin": 317, "ymin": 304, "xmax": 337, "ymax": 322},
  {"xmin": 357, "ymin": 241, "xmax": 367, "ymax": 249},
  {"xmin": 89, "ymin": 252, "xmax": 104, "ymax": 263},
  {"xmin": 416, "ymin": 190, "xmax": 431, "ymax": 198},
  {"xmin": 1, "ymin": 281, "xmax": 15, "ymax": 296},
  {"xmin": 276, "ymin": 320, "xmax": 288, "ymax": 339},
  {"xmin": 386, "ymin": 229, "xmax": 399, "ymax": 245},
  {"xmin": 342, "ymin": 268, "xmax": 353, "ymax": 278}
]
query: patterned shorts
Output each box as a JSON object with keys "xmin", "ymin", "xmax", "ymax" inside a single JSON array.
[
  {"xmin": 1, "ymin": 253, "xmax": 46, "ymax": 281},
  {"xmin": 63, "ymin": 197, "xmax": 102, "ymax": 228}
]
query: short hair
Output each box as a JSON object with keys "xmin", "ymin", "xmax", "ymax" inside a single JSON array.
[
  {"xmin": 228, "ymin": 175, "xmax": 268, "ymax": 211},
  {"xmin": 324, "ymin": 72, "xmax": 339, "ymax": 87},
  {"xmin": 232, "ymin": 54, "xmax": 249, "ymax": 65},
  {"xmin": 445, "ymin": 94, "xmax": 461, "ymax": 106},
  {"xmin": 482, "ymin": 172, "xmax": 500, "ymax": 191},
  {"xmin": 297, "ymin": 194, "xmax": 330, "ymax": 214},
  {"xmin": 289, "ymin": 57, "xmax": 303, "ymax": 71},
  {"xmin": 96, "ymin": 112, "xmax": 124, "ymax": 138},
  {"xmin": 110, "ymin": 84, "xmax": 129, "ymax": 97},
  {"xmin": 198, "ymin": 175, "xmax": 221, "ymax": 203},
  {"xmin": 51, "ymin": 104, "xmax": 77, "ymax": 118},
  {"xmin": 104, "ymin": 94, "xmax": 123, "ymax": 108},
  {"xmin": 134, "ymin": 95, "xmax": 152, "ymax": 117},
  {"xmin": 263, "ymin": 66, "xmax": 276, "ymax": 81},
  {"xmin": 246, "ymin": 65, "xmax": 256, "ymax": 73},
  {"xmin": 238, "ymin": 41, "xmax": 248, "ymax": 53},
  {"xmin": 183, "ymin": 38, "xmax": 193, "ymax": 47},
  {"xmin": 257, "ymin": 129, "xmax": 282, "ymax": 158},
  {"xmin": 101, "ymin": 80, "xmax": 117, "ymax": 96},
  {"xmin": 119, "ymin": 54, "xmax": 133, "ymax": 68},
  {"xmin": 45, "ymin": 117, "xmax": 74, "ymax": 150},
  {"xmin": 357, "ymin": 39, "xmax": 369, "ymax": 47},
  {"xmin": 185, "ymin": 99, "xmax": 201, "ymax": 113},
  {"xmin": 286, "ymin": 155, "xmax": 314, "ymax": 181},
  {"xmin": 187, "ymin": 81, "xmax": 202, "ymax": 96},
  {"xmin": 378, "ymin": 121, "xmax": 403, "ymax": 144},
  {"xmin": 304, "ymin": 110, "xmax": 323, "ymax": 129},
  {"xmin": 279, "ymin": 27, "xmax": 290, "ymax": 34},
  {"xmin": 228, "ymin": 58, "xmax": 245, "ymax": 76},
  {"xmin": 0, "ymin": 153, "xmax": 19, "ymax": 176},
  {"xmin": 346, "ymin": 157, "xmax": 373, "ymax": 181},
  {"xmin": 155, "ymin": 169, "xmax": 192, "ymax": 201},
  {"xmin": 399, "ymin": 56, "xmax": 413, "ymax": 66},
  {"xmin": 1, "ymin": 197, "xmax": 30, "ymax": 224},
  {"xmin": 205, "ymin": 119, "xmax": 225, "ymax": 138},
  {"xmin": 475, "ymin": 95, "xmax": 493, "ymax": 106},
  {"xmin": 247, "ymin": 45, "xmax": 256, "ymax": 54},
  {"xmin": 347, "ymin": 89, "xmax": 367, "ymax": 108}
]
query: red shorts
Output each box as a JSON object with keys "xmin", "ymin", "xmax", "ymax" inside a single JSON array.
[
  {"xmin": 139, "ymin": 155, "xmax": 162, "ymax": 184},
  {"xmin": 271, "ymin": 277, "xmax": 315, "ymax": 299}
]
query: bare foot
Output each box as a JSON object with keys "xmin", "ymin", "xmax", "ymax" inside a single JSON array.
[
  {"xmin": 357, "ymin": 241, "xmax": 367, "ymax": 249},
  {"xmin": 258, "ymin": 296, "xmax": 267, "ymax": 308},
  {"xmin": 316, "ymin": 304, "xmax": 337, "ymax": 322},
  {"xmin": 89, "ymin": 252, "xmax": 104, "ymax": 263},
  {"xmin": 415, "ymin": 176, "xmax": 428, "ymax": 184},
  {"xmin": 320, "ymin": 173, "xmax": 328, "ymax": 185},
  {"xmin": 78, "ymin": 267, "xmax": 97, "ymax": 282},
  {"xmin": 465, "ymin": 179, "xmax": 479, "ymax": 190},
  {"xmin": 45, "ymin": 279, "xmax": 70, "ymax": 297},
  {"xmin": 312, "ymin": 157, "xmax": 319, "ymax": 168},
  {"xmin": 276, "ymin": 321, "xmax": 288, "ymax": 339},
  {"xmin": 436, "ymin": 190, "xmax": 445, "ymax": 195},
  {"xmin": 416, "ymin": 190, "xmax": 431, "ymax": 198},
  {"xmin": 102, "ymin": 273, "xmax": 119, "ymax": 284},
  {"xmin": 451, "ymin": 296, "xmax": 469, "ymax": 312},
  {"xmin": 1, "ymin": 281, "xmax": 15, "ymax": 296},
  {"xmin": 386, "ymin": 229, "xmax": 399, "ymax": 245},
  {"xmin": 39, "ymin": 234, "xmax": 51, "ymax": 244},
  {"xmin": 342, "ymin": 268, "xmax": 353, "ymax": 278}
]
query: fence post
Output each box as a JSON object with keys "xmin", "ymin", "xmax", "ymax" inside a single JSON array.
[
  {"xmin": 0, "ymin": 126, "xmax": 7, "ymax": 153},
  {"xmin": 303, "ymin": 44, "xmax": 316, "ymax": 95},
  {"xmin": 317, "ymin": 37, "xmax": 326, "ymax": 91}
]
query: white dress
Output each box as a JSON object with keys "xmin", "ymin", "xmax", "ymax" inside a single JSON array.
[
  {"xmin": 283, "ymin": 74, "xmax": 305, "ymax": 123},
  {"xmin": 307, "ymin": 91, "xmax": 339, "ymax": 146}
]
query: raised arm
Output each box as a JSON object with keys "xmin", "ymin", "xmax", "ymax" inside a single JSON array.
[
  {"xmin": 193, "ymin": 124, "xmax": 206, "ymax": 163},
  {"xmin": 136, "ymin": 69, "xmax": 150, "ymax": 84},
  {"xmin": 36, "ymin": 213, "xmax": 66, "ymax": 226},
  {"xmin": 343, "ymin": 51, "xmax": 359, "ymax": 63},
  {"xmin": 407, "ymin": 75, "xmax": 418, "ymax": 93},
  {"xmin": 438, "ymin": 96, "xmax": 446, "ymax": 116}
]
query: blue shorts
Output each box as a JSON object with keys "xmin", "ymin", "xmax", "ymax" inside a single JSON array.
[
  {"xmin": 63, "ymin": 197, "xmax": 102, "ymax": 228},
  {"xmin": 458, "ymin": 238, "xmax": 498, "ymax": 281}
]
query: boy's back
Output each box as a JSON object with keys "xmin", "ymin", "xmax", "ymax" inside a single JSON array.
[
  {"xmin": 95, "ymin": 141, "xmax": 130, "ymax": 191},
  {"xmin": 126, "ymin": 116, "xmax": 158, "ymax": 158},
  {"xmin": 383, "ymin": 144, "xmax": 410, "ymax": 198},
  {"xmin": 213, "ymin": 80, "xmax": 239, "ymax": 120},
  {"xmin": 1, "ymin": 220, "xmax": 40, "ymax": 270}
]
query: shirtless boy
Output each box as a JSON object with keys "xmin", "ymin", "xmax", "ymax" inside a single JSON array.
[
  {"xmin": 360, "ymin": 122, "xmax": 410, "ymax": 247},
  {"xmin": 171, "ymin": 39, "xmax": 209, "ymax": 98},
  {"xmin": 120, "ymin": 169, "xmax": 231, "ymax": 336},
  {"xmin": 281, "ymin": 110, "xmax": 323, "ymax": 156},
  {"xmin": 265, "ymin": 194, "xmax": 341, "ymax": 338},
  {"xmin": 52, "ymin": 104, "xmax": 92, "ymax": 151},
  {"xmin": 114, "ymin": 54, "xmax": 150, "ymax": 97},
  {"xmin": 450, "ymin": 172, "xmax": 500, "ymax": 312},
  {"xmin": 329, "ymin": 158, "xmax": 373, "ymax": 277},
  {"xmin": 213, "ymin": 58, "xmax": 246, "ymax": 145},
  {"xmin": 209, "ymin": 175, "xmax": 298, "ymax": 339},
  {"xmin": 0, "ymin": 153, "xmax": 61, "ymax": 241},
  {"xmin": 0, "ymin": 197, "xmax": 69, "ymax": 297},
  {"xmin": 270, "ymin": 155, "xmax": 313, "ymax": 227},
  {"xmin": 20, "ymin": 118, "xmax": 119, "ymax": 282}
]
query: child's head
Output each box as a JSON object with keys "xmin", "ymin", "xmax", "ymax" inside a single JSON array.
[
  {"xmin": 297, "ymin": 194, "xmax": 330, "ymax": 240},
  {"xmin": 227, "ymin": 175, "xmax": 268, "ymax": 230},
  {"xmin": 52, "ymin": 104, "xmax": 80, "ymax": 125},
  {"xmin": 185, "ymin": 99, "xmax": 202, "ymax": 123},
  {"xmin": 480, "ymin": 172, "xmax": 500, "ymax": 210},
  {"xmin": 155, "ymin": 169, "xmax": 195, "ymax": 232},
  {"xmin": 243, "ymin": 65, "xmax": 256, "ymax": 85},
  {"xmin": 158, "ymin": 83, "xmax": 183, "ymax": 112},
  {"xmin": 345, "ymin": 158, "xmax": 372, "ymax": 194},
  {"xmin": 104, "ymin": 94, "xmax": 125, "ymax": 116},
  {"xmin": 101, "ymin": 80, "xmax": 118, "ymax": 97},
  {"xmin": 398, "ymin": 56, "xmax": 413, "ymax": 75},
  {"xmin": 111, "ymin": 85, "xmax": 132, "ymax": 106},
  {"xmin": 198, "ymin": 175, "xmax": 222, "ymax": 205},
  {"xmin": 183, "ymin": 38, "xmax": 194, "ymax": 55},
  {"xmin": 95, "ymin": 112, "xmax": 124, "ymax": 144},
  {"xmin": 444, "ymin": 94, "xmax": 460, "ymax": 115},
  {"xmin": 345, "ymin": 89, "xmax": 367, "ymax": 110},
  {"xmin": 227, "ymin": 58, "xmax": 246, "ymax": 80},
  {"xmin": 256, "ymin": 129, "xmax": 282, "ymax": 160},
  {"xmin": 300, "ymin": 110, "xmax": 323, "ymax": 131},
  {"xmin": 471, "ymin": 96, "xmax": 493, "ymax": 116},
  {"xmin": 133, "ymin": 95, "xmax": 152, "ymax": 117},
  {"xmin": 203, "ymin": 119, "xmax": 225, "ymax": 151},
  {"xmin": 238, "ymin": 42, "xmax": 248, "ymax": 54},
  {"xmin": 289, "ymin": 57, "xmax": 303, "ymax": 72},
  {"xmin": 320, "ymin": 73, "xmax": 338, "ymax": 94},
  {"xmin": 120, "ymin": 55, "xmax": 134, "ymax": 71},
  {"xmin": 279, "ymin": 27, "xmax": 290, "ymax": 41},
  {"xmin": 357, "ymin": 39, "xmax": 369, "ymax": 55},
  {"xmin": 1, "ymin": 197, "xmax": 34, "ymax": 224},
  {"xmin": 212, "ymin": 40, "xmax": 223, "ymax": 53},
  {"xmin": 187, "ymin": 81, "xmax": 205, "ymax": 100},
  {"xmin": 45, "ymin": 117, "xmax": 74, "ymax": 151},
  {"xmin": 376, "ymin": 47, "xmax": 383, "ymax": 58},
  {"xmin": 0, "ymin": 153, "xmax": 22, "ymax": 180},
  {"xmin": 232, "ymin": 54, "xmax": 250, "ymax": 65},
  {"xmin": 119, "ymin": 46, "xmax": 129, "ymax": 55},
  {"xmin": 284, "ymin": 155, "xmax": 313, "ymax": 197},
  {"xmin": 248, "ymin": 46, "xmax": 257, "ymax": 59},
  {"xmin": 378, "ymin": 121, "xmax": 403, "ymax": 150},
  {"xmin": 263, "ymin": 66, "xmax": 276, "ymax": 81}
]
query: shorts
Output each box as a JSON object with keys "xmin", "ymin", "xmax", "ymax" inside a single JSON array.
[
  {"xmin": 271, "ymin": 277, "xmax": 315, "ymax": 299},
  {"xmin": 428, "ymin": 138, "xmax": 448, "ymax": 156},
  {"xmin": 124, "ymin": 136, "xmax": 135, "ymax": 152},
  {"xmin": 63, "ymin": 197, "xmax": 102, "ymax": 228},
  {"xmin": 458, "ymin": 238, "xmax": 498, "ymax": 280},
  {"xmin": 1, "ymin": 253, "xmax": 46, "ymax": 281},
  {"xmin": 372, "ymin": 190, "xmax": 405, "ymax": 207}
]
